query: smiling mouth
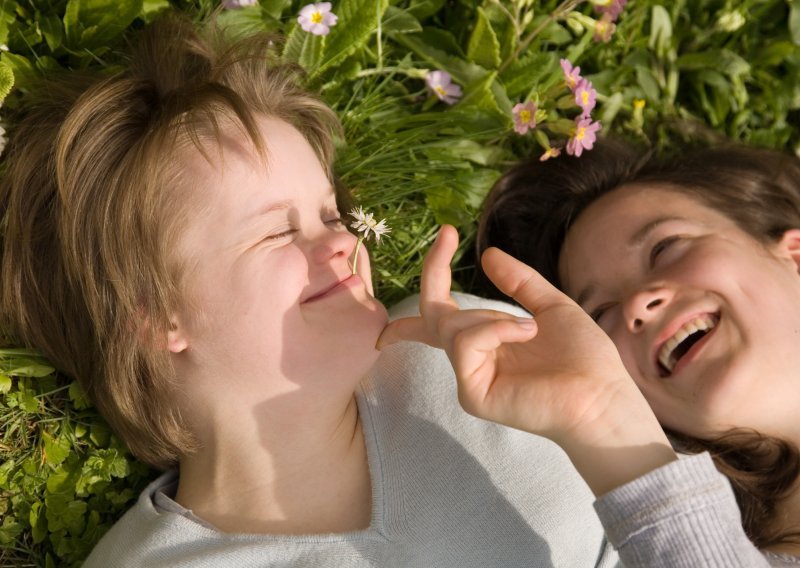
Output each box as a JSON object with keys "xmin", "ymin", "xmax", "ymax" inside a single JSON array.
[
  {"xmin": 303, "ymin": 275, "xmax": 357, "ymax": 303},
  {"xmin": 657, "ymin": 313, "xmax": 719, "ymax": 377}
]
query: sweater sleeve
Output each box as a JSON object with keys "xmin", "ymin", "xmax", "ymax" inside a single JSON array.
[{"xmin": 593, "ymin": 452, "xmax": 770, "ymax": 567}]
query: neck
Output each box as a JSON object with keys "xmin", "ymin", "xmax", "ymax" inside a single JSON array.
[{"xmin": 175, "ymin": 393, "xmax": 372, "ymax": 535}]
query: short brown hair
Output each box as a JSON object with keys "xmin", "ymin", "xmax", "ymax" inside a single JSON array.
[{"xmin": 0, "ymin": 16, "xmax": 342, "ymax": 469}]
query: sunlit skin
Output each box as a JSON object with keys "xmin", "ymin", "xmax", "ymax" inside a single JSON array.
[
  {"xmin": 165, "ymin": 116, "xmax": 387, "ymax": 534},
  {"xmin": 559, "ymin": 184, "xmax": 800, "ymax": 444}
]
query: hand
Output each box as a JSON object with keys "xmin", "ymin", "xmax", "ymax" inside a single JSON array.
[{"xmin": 378, "ymin": 225, "xmax": 676, "ymax": 494}]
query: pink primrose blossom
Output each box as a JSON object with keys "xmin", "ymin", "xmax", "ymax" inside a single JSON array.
[
  {"xmin": 426, "ymin": 70, "xmax": 462, "ymax": 105},
  {"xmin": 223, "ymin": 0, "xmax": 258, "ymax": 7},
  {"xmin": 593, "ymin": 13, "xmax": 616, "ymax": 42},
  {"xmin": 566, "ymin": 117, "xmax": 601, "ymax": 157},
  {"xmin": 539, "ymin": 147, "xmax": 561, "ymax": 161},
  {"xmin": 298, "ymin": 2, "xmax": 339, "ymax": 36},
  {"xmin": 512, "ymin": 101, "xmax": 538, "ymax": 135},
  {"xmin": 574, "ymin": 79, "xmax": 597, "ymax": 117},
  {"xmin": 560, "ymin": 59, "xmax": 582, "ymax": 91},
  {"xmin": 593, "ymin": 0, "xmax": 627, "ymax": 22}
]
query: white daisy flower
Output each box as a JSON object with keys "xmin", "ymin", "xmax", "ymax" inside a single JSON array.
[{"xmin": 349, "ymin": 206, "xmax": 391, "ymax": 242}]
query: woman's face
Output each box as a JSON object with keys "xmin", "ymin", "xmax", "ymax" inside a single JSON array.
[
  {"xmin": 558, "ymin": 184, "xmax": 800, "ymax": 438},
  {"xmin": 170, "ymin": 116, "xmax": 387, "ymax": 401}
]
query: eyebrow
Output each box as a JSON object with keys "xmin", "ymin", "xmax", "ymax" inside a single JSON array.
[
  {"xmin": 574, "ymin": 215, "xmax": 687, "ymax": 307},
  {"xmin": 249, "ymin": 199, "xmax": 292, "ymax": 220}
]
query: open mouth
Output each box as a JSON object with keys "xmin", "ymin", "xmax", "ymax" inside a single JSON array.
[{"xmin": 657, "ymin": 313, "xmax": 719, "ymax": 377}]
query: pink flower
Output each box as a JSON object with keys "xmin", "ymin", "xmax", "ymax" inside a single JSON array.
[
  {"xmin": 560, "ymin": 59, "xmax": 582, "ymax": 91},
  {"xmin": 593, "ymin": 0, "xmax": 627, "ymax": 22},
  {"xmin": 539, "ymin": 147, "xmax": 561, "ymax": 161},
  {"xmin": 512, "ymin": 101, "xmax": 538, "ymax": 134},
  {"xmin": 298, "ymin": 2, "xmax": 339, "ymax": 36},
  {"xmin": 593, "ymin": 13, "xmax": 616, "ymax": 42},
  {"xmin": 574, "ymin": 79, "xmax": 597, "ymax": 117},
  {"xmin": 223, "ymin": 0, "xmax": 257, "ymax": 7},
  {"xmin": 566, "ymin": 117, "xmax": 601, "ymax": 157},
  {"xmin": 426, "ymin": 71, "xmax": 462, "ymax": 105}
]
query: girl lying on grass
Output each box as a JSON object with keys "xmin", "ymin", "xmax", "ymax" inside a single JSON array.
[
  {"xmin": 0, "ymin": 16, "xmax": 768, "ymax": 567},
  {"xmin": 477, "ymin": 139, "xmax": 800, "ymax": 565}
]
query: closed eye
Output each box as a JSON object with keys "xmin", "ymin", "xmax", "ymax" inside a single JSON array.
[
  {"xmin": 649, "ymin": 236, "xmax": 679, "ymax": 268},
  {"xmin": 325, "ymin": 217, "xmax": 344, "ymax": 226},
  {"xmin": 589, "ymin": 302, "xmax": 615, "ymax": 323},
  {"xmin": 264, "ymin": 228, "xmax": 298, "ymax": 241}
]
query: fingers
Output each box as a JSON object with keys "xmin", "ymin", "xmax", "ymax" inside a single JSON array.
[
  {"xmin": 377, "ymin": 309, "xmax": 531, "ymax": 350},
  {"xmin": 481, "ymin": 247, "xmax": 576, "ymax": 314},
  {"xmin": 376, "ymin": 317, "xmax": 438, "ymax": 349},
  {"xmin": 450, "ymin": 318, "xmax": 538, "ymax": 409},
  {"xmin": 419, "ymin": 225, "xmax": 460, "ymax": 322}
]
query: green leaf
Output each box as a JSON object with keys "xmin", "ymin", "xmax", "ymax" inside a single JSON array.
[
  {"xmin": 141, "ymin": 0, "xmax": 171, "ymax": 22},
  {"xmin": 68, "ymin": 380, "xmax": 91, "ymax": 410},
  {"xmin": 649, "ymin": 5, "xmax": 672, "ymax": 58},
  {"xmin": 261, "ymin": 0, "xmax": 292, "ymax": 20},
  {"xmin": 467, "ymin": 7, "xmax": 500, "ymax": 70},
  {"xmin": 5, "ymin": 361, "xmax": 55, "ymax": 377},
  {"xmin": 37, "ymin": 12, "xmax": 63, "ymax": 52},
  {"xmin": 408, "ymin": 0, "xmax": 446, "ymax": 20},
  {"xmin": 382, "ymin": 6, "xmax": 421, "ymax": 34},
  {"xmin": 790, "ymin": 0, "xmax": 800, "ymax": 46},
  {"xmin": 0, "ymin": 373, "xmax": 11, "ymax": 394},
  {"xmin": 392, "ymin": 32, "xmax": 488, "ymax": 87},
  {"xmin": 63, "ymin": 0, "xmax": 143, "ymax": 50},
  {"xmin": 43, "ymin": 433, "xmax": 72, "ymax": 467},
  {"xmin": 501, "ymin": 52, "xmax": 557, "ymax": 100},
  {"xmin": 282, "ymin": 25, "xmax": 325, "ymax": 70},
  {"xmin": 635, "ymin": 66, "xmax": 660, "ymax": 102},
  {"xmin": 311, "ymin": 0, "xmax": 389, "ymax": 81},
  {"xmin": 677, "ymin": 49, "xmax": 750, "ymax": 77}
]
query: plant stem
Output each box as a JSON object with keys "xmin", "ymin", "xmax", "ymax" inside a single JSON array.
[
  {"xmin": 499, "ymin": 0, "xmax": 586, "ymax": 74},
  {"xmin": 351, "ymin": 238, "xmax": 364, "ymax": 275}
]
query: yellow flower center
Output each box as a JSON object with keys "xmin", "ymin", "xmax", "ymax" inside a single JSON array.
[
  {"xmin": 634, "ymin": 99, "xmax": 646, "ymax": 109},
  {"xmin": 519, "ymin": 110, "xmax": 531, "ymax": 123},
  {"xmin": 435, "ymin": 86, "xmax": 447, "ymax": 97},
  {"xmin": 311, "ymin": 11, "xmax": 323, "ymax": 24},
  {"xmin": 581, "ymin": 91, "xmax": 589, "ymax": 104},
  {"xmin": 575, "ymin": 127, "xmax": 586, "ymax": 141}
]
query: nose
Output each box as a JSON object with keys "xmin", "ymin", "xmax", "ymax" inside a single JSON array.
[
  {"xmin": 308, "ymin": 225, "xmax": 355, "ymax": 265},
  {"xmin": 622, "ymin": 285, "xmax": 672, "ymax": 332}
]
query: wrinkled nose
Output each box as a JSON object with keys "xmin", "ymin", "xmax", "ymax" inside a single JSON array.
[{"xmin": 623, "ymin": 287, "xmax": 671, "ymax": 332}]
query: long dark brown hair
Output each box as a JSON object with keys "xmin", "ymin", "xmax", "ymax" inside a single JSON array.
[{"xmin": 476, "ymin": 139, "xmax": 800, "ymax": 549}]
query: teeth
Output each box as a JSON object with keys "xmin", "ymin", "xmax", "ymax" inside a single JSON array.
[{"xmin": 657, "ymin": 314, "xmax": 718, "ymax": 374}]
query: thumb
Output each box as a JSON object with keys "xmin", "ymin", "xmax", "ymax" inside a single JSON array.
[
  {"xmin": 376, "ymin": 316, "xmax": 440, "ymax": 350},
  {"xmin": 481, "ymin": 247, "xmax": 576, "ymax": 314}
]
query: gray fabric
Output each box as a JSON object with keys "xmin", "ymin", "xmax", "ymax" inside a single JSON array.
[
  {"xmin": 594, "ymin": 451, "xmax": 784, "ymax": 567},
  {"xmin": 83, "ymin": 293, "xmax": 788, "ymax": 567}
]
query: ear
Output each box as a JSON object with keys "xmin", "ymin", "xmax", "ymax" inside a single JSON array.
[
  {"xmin": 167, "ymin": 318, "xmax": 189, "ymax": 353},
  {"xmin": 773, "ymin": 229, "xmax": 800, "ymax": 274}
]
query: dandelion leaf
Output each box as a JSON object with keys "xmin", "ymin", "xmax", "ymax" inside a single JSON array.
[{"xmin": 467, "ymin": 8, "xmax": 500, "ymax": 69}]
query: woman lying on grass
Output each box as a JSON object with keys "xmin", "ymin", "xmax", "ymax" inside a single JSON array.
[
  {"xmin": 0, "ymin": 16, "xmax": 770, "ymax": 567},
  {"xmin": 477, "ymin": 139, "xmax": 800, "ymax": 565}
]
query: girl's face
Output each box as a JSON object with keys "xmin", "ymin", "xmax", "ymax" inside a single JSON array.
[
  {"xmin": 558, "ymin": 184, "xmax": 800, "ymax": 439},
  {"xmin": 170, "ymin": 116, "xmax": 387, "ymax": 402}
]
